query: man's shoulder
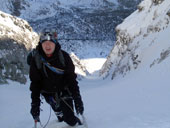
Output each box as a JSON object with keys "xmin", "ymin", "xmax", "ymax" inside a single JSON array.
[{"xmin": 60, "ymin": 50, "xmax": 70, "ymax": 57}]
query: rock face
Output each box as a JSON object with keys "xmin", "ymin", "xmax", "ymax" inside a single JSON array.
[
  {"xmin": 70, "ymin": 52, "xmax": 90, "ymax": 80},
  {"xmin": 100, "ymin": 0, "xmax": 170, "ymax": 79},
  {"xmin": 0, "ymin": 11, "xmax": 38, "ymax": 84},
  {"xmin": 29, "ymin": 7, "xmax": 134, "ymax": 41}
]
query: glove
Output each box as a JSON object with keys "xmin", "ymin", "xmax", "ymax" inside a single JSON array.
[
  {"xmin": 30, "ymin": 104, "xmax": 40, "ymax": 122},
  {"xmin": 33, "ymin": 116, "xmax": 40, "ymax": 122},
  {"xmin": 74, "ymin": 97, "xmax": 84, "ymax": 115}
]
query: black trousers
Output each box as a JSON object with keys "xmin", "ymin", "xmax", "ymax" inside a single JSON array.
[{"xmin": 42, "ymin": 93, "xmax": 78, "ymax": 126}]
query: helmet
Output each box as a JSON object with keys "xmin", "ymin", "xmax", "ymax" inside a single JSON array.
[{"xmin": 39, "ymin": 28, "xmax": 58, "ymax": 43}]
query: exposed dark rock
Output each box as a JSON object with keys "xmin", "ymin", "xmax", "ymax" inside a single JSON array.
[{"xmin": 0, "ymin": 38, "xmax": 28, "ymax": 84}]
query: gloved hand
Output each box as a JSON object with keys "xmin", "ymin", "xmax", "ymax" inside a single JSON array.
[
  {"xmin": 74, "ymin": 97, "xmax": 84, "ymax": 115},
  {"xmin": 30, "ymin": 104, "xmax": 40, "ymax": 122}
]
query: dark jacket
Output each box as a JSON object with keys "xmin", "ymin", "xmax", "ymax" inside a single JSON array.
[{"xmin": 29, "ymin": 43, "xmax": 81, "ymax": 106}]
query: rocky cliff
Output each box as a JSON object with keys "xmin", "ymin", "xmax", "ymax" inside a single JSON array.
[
  {"xmin": 0, "ymin": 11, "xmax": 38, "ymax": 84},
  {"xmin": 100, "ymin": 0, "xmax": 170, "ymax": 79}
]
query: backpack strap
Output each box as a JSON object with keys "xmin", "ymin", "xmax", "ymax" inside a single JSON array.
[
  {"xmin": 28, "ymin": 48, "xmax": 66, "ymax": 75},
  {"xmin": 27, "ymin": 48, "xmax": 43, "ymax": 69},
  {"xmin": 58, "ymin": 50, "xmax": 66, "ymax": 68},
  {"xmin": 41, "ymin": 57, "xmax": 65, "ymax": 75},
  {"xmin": 34, "ymin": 49, "xmax": 43, "ymax": 69}
]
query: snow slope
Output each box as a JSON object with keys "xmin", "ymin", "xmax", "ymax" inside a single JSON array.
[{"xmin": 0, "ymin": 55, "xmax": 170, "ymax": 128}]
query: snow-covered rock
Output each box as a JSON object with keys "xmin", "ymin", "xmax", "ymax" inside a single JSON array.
[
  {"xmin": 0, "ymin": 0, "xmax": 142, "ymax": 41},
  {"xmin": 100, "ymin": 0, "xmax": 170, "ymax": 79},
  {"xmin": 0, "ymin": 0, "xmax": 118, "ymax": 21},
  {"xmin": 70, "ymin": 52, "xmax": 90, "ymax": 78},
  {"xmin": 0, "ymin": 0, "xmax": 141, "ymax": 20},
  {"xmin": 0, "ymin": 11, "xmax": 38, "ymax": 84}
]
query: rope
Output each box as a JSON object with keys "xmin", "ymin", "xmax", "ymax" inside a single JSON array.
[
  {"xmin": 61, "ymin": 98, "xmax": 88, "ymax": 127},
  {"xmin": 35, "ymin": 97, "xmax": 88, "ymax": 128},
  {"xmin": 39, "ymin": 106, "xmax": 52, "ymax": 128},
  {"xmin": 60, "ymin": 98, "xmax": 74, "ymax": 113}
]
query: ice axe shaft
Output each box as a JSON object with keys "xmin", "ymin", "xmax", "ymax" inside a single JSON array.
[
  {"xmin": 81, "ymin": 114, "xmax": 88, "ymax": 128},
  {"xmin": 34, "ymin": 120, "xmax": 38, "ymax": 128}
]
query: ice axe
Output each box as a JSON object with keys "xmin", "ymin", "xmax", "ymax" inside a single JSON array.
[
  {"xmin": 34, "ymin": 120, "xmax": 38, "ymax": 128},
  {"xmin": 77, "ymin": 114, "xmax": 88, "ymax": 128},
  {"xmin": 81, "ymin": 114, "xmax": 88, "ymax": 128}
]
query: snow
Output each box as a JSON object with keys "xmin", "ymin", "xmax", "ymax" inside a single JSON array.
[
  {"xmin": 0, "ymin": 11, "xmax": 20, "ymax": 33},
  {"xmin": 116, "ymin": 0, "xmax": 170, "ymax": 37},
  {"xmin": 81, "ymin": 58, "xmax": 106, "ymax": 74},
  {"xmin": 1, "ymin": 54, "xmax": 170, "ymax": 128}
]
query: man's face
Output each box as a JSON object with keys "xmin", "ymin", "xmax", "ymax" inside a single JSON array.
[{"xmin": 42, "ymin": 41, "xmax": 55, "ymax": 56}]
